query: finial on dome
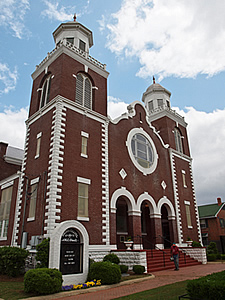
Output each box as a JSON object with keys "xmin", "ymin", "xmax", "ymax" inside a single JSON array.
[
  {"xmin": 153, "ymin": 76, "xmax": 155, "ymax": 84},
  {"xmin": 73, "ymin": 13, "xmax": 77, "ymax": 22}
]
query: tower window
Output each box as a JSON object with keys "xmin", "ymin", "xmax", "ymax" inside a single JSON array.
[
  {"xmin": 66, "ymin": 37, "xmax": 74, "ymax": 45},
  {"xmin": 79, "ymin": 40, "xmax": 86, "ymax": 52},
  {"xmin": 75, "ymin": 73, "xmax": 92, "ymax": 109},
  {"xmin": 28, "ymin": 183, "xmax": 38, "ymax": 220},
  {"xmin": 174, "ymin": 128, "xmax": 183, "ymax": 153},
  {"xmin": 157, "ymin": 99, "xmax": 163, "ymax": 107},
  {"xmin": 148, "ymin": 101, "xmax": 153, "ymax": 111},
  {"xmin": 40, "ymin": 75, "xmax": 51, "ymax": 109}
]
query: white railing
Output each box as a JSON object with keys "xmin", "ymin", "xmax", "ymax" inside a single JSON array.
[{"xmin": 36, "ymin": 40, "xmax": 106, "ymax": 71}]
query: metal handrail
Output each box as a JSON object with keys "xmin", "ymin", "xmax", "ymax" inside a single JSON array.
[
  {"xmin": 134, "ymin": 235, "xmax": 166, "ymax": 267},
  {"xmin": 158, "ymin": 235, "xmax": 187, "ymax": 264}
]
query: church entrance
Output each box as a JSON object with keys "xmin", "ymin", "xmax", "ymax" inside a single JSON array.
[
  {"xmin": 116, "ymin": 197, "xmax": 130, "ymax": 249},
  {"xmin": 161, "ymin": 205, "xmax": 171, "ymax": 248},
  {"xmin": 141, "ymin": 201, "xmax": 154, "ymax": 249}
]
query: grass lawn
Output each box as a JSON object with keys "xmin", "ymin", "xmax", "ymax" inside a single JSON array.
[
  {"xmin": 115, "ymin": 280, "xmax": 189, "ymax": 300},
  {"xmin": 0, "ymin": 274, "xmax": 189, "ymax": 300}
]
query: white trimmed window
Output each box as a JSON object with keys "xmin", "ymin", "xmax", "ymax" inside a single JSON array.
[
  {"xmin": 182, "ymin": 170, "xmax": 187, "ymax": 188},
  {"xmin": 174, "ymin": 128, "xmax": 183, "ymax": 153},
  {"xmin": 77, "ymin": 177, "xmax": 91, "ymax": 221},
  {"xmin": 35, "ymin": 132, "xmax": 42, "ymax": 159},
  {"xmin": 0, "ymin": 186, "xmax": 13, "ymax": 239},
  {"xmin": 185, "ymin": 201, "xmax": 192, "ymax": 228},
  {"xmin": 75, "ymin": 73, "xmax": 92, "ymax": 109},
  {"xmin": 28, "ymin": 178, "xmax": 39, "ymax": 221},
  {"xmin": 40, "ymin": 75, "xmax": 51, "ymax": 108},
  {"xmin": 79, "ymin": 39, "xmax": 86, "ymax": 51},
  {"xmin": 81, "ymin": 131, "xmax": 89, "ymax": 158}
]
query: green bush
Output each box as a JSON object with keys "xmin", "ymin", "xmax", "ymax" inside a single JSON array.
[
  {"xmin": 192, "ymin": 241, "xmax": 202, "ymax": 247},
  {"xmin": 186, "ymin": 270, "xmax": 225, "ymax": 299},
  {"xmin": 36, "ymin": 238, "xmax": 50, "ymax": 268},
  {"xmin": 119, "ymin": 264, "xmax": 128, "ymax": 273},
  {"xmin": 88, "ymin": 261, "xmax": 121, "ymax": 284},
  {"xmin": 207, "ymin": 242, "xmax": 218, "ymax": 254},
  {"xmin": 0, "ymin": 246, "xmax": 29, "ymax": 277},
  {"xmin": 216, "ymin": 253, "xmax": 221, "ymax": 260},
  {"xmin": 221, "ymin": 254, "xmax": 225, "ymax": 260},
  {"xmin": 133, "ymin": 265, "xmax": 145, "ymax": 274},
  {"xmin": 24, "ymin": 268, "xmax": 62, "ymax": 295},
  {"xmin": 207, "ymin": 254, "xmax": 217, "ymax": 261},
  {"xmin": 103, "ymin": 253, "xmax": 120, "ymax": 264},
  {"xmin": 89, "ymin": 258, "xmax": 95, "ymax": 270}
]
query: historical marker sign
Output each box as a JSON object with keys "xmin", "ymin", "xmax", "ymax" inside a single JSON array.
[{"xmin": 60, "ymin": 228, "xmax": 83, "ymax": 275}]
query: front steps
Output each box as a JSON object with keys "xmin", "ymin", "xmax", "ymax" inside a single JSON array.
[{"xmin": 146, "ymin": 248, "xmax": 201, "ymax": 272}]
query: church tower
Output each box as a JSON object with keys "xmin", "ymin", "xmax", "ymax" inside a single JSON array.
[
  {"xmin": 142, "ymin": 80, "xmax": 201, "ymax": 246},
  {"xmin": 13, "ymin": 17, "xmax": 109, "ymax": 258}
]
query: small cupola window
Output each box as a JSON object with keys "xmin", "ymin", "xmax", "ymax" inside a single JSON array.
[{"xmin": 174, "ymin": 128, "xmax": 183, "ymax": 153}]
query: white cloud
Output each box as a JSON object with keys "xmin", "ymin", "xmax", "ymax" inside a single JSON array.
[
  {"xmin": 41, "ymin": 0, "xmax": 74, "ymax": 22},
  {"xmin": 0, "ymin": 63, "xmax": 18, "ymax": 94},
  {"xmin": 175, "ymin": 107, "xmax": 225, "ymax": 205},
  {"xmin": 107, "ymin": 96, "xmax": 128, "ymax": 119},
  {"xmin": 0, "ymin": 107, "xmax": 28, "ymax": 148},
  {"xmin": 0, "ymin": 0, "xmax": 30, "ymax": 39},
  {"xmin": 105, "ymin": 0, "xmax": 225, "ymax": 81}
]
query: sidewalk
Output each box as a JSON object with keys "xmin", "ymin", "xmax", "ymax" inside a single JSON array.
[{"xmin": 23, "ymin": 262, "xmax": 225, "ymax": 300}]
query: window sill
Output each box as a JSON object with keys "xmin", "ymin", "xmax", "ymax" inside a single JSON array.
[
  {"xmin": 188, "ymin": 226, "xmax": 193, "ymax": 229},
  {"xmin": 0, "ymin": 237, "xmax": 7, "ymax": 241},
  {"xmin": 27, "ymin": 217, "xmax": 35, "ymax": 222},
  {"xmin": 77, "ymin": 216, "xmax": 89, "ymax": 222},
  {"xmin": 81, "ymin": 153, "xmax": 88, "ymax": 158},
  {"xmin": 35, "ymin": 155, "xmax": 39, "ymax": 159}
]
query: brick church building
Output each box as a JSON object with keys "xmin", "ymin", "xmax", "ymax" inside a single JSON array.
[{"xmin": 0, "ymin": 19, "xmax": 202, "ymax": 284}]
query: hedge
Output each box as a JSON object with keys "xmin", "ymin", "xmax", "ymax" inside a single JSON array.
[
  {"xmin": 186, "ymin": 270, "xmax": 225, "ymax": 300},
  {"xmin": 88, "ymin": 261, "xmax": 121, "ymax": 284},
  {"xmin": 133, "ymin": 265, "xmax": 145, "ymax": 274},
  {"xmin": 103, "ymin": 253, "xmax": 120, "ymax": 264},
  {"xmin": 0, "ymin": 246, "xmax": 29, "ymax": 277},
  {"xmin": 24, "ymin": 268, "xmax": 62, "ymax": 295}
]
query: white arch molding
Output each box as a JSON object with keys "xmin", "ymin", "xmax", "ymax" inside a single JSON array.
[
  {"xmin": 157, "ymin": 196, "xmax": 176, "ymax": 219},
  {"xmin": 49, "ymin": 220, "xmax": 89, "ymax": 285},
  {"xmin": 110, "ymin": 187, "xmax": 137, "ymax": 214}
]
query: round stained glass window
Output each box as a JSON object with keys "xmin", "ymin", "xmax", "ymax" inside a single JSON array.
[{"xmin": 127, "ymin": 129, "xmax": 158, "ymax": 175}]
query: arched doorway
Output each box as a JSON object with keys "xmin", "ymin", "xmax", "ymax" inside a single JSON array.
[
  {"xmin": 161, "ymin": 205, "xmax": 171, "ymax": 248},
  {"xmin": 116, "ymin": 197, "xmax": 130, "ymax": 249},
  {"xmin": 141, "ymin": 201, "xmax": 154, "ymax": 249}
]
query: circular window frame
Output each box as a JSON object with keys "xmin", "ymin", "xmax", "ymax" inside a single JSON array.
[{"xmin": 126, "ymin": 128, "xmax": 158, "ymax": 175}]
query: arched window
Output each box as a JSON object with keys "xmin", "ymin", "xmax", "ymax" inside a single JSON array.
[
  {"xmin": 174, "ymin": 128, "xmax": 183, "ymax": 153},
  {"xmin": 75, "ymin": 73, "xmax": 92, "ymax": 109},
  {"xmin": 40, "ymin": 75, "xmax": 51, "ymax": 109}
]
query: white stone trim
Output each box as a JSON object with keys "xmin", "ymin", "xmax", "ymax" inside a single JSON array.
[
  {"xmin": 157, "ymin": 196, "xmax": 176, "ymax": 218},
  {"xmin": 169, "ymin": 148, "xmax": 183, "ymax": 245},
  {"xmin": 136, "ymin": 192, "xmax": 158, "ymax": 215},
  {"xmin": 184, "ymin": 200, "xmax": 191, "ymax": 206},
  {"xmin": 44, "ymin": 100, "xmax": 66, "ymax": 237},
  {"xmin": 1, "ymin": 180, "xmax": 14, "ymax": 190},
  {"xmin": 12, "ymin": 124, "xmax": 30, "ymax": 246},
  {"xmin": 110, "ymin": 187, "xmax": 136, "ymax": 213},
  {"xmin": 101, "ymin": 121, "xmax": 110, "ymax": 245},
  {"xmin": 77, "ymin": 177, "xmax": 91, "ymax": 185},
  {"xmin": 81, "ymin": 131, "xmax": 89, "ymax": 138},
  {"xmin": 189, "ymin": 161, "xmax": 203, "ymax": 245},
  {"xmin": 30, "ymin": 177, "xmax": 40, "ymax": 185},
  {"xmin": 36, "ymin": 132, "xmax": 42, "ymax": 138},
  {"xmin": 49, "ymin": 220, "xmax": 89, "ymax": 285},
  {"xmin": 77, "ymin": 216, "xmax": 89, "ymax": 222}
]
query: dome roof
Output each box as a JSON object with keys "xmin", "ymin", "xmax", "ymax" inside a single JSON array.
[{"xmin": 144, "ymin": 83, "xmax": 171, "ymax": 96}]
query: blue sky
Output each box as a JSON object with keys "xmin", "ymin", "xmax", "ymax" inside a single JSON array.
[{"xmin": 0, "ymin": 0, "xmax": 225, "ymax": 205}]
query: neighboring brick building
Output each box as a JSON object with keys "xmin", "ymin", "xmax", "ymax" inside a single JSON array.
[
  {"xmin": 198, "ymin": 197, "xmax": 225, "ymax": 253},
  {"xmin": 0, "ymin": 19, "xmax": 202, "ymax": 284}
]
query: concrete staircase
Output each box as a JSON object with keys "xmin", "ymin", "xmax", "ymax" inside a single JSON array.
[{"xmin": 146, "ymin": 248, "xmax": 201, "ymax": 273}]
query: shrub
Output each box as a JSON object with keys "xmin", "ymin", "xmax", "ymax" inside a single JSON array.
[
  {"xmin": 207, "ymin": 254, "xmax": 217, "ymax": 261},
  {"xmin": 24, "ymin": 268, "xmax": 62, "ymax": 295},
  {"xmin": 186, "ymin": 270, "xmax": 225, "ymax": 300},
  {"xmin": 36, "ymin": 238, "xmax": 50, "ymax": 268},
  {"xmin": 192, "ymin": 241, "xmax": 202, "ymax": 247},
  {"xmin": 119, "ymin": 264, "xmax": 128, "ymax": 273},
  {"xmin": 207, "ymin": 242, "xmax": 218, "ymax": 254},
  {"xmin": 103, "ymin": 253, "xmax": 120, "ymax": 264},
  {"xmin": 216, "ymin": 253, "xmax": 221, "ymax": 260},
  {"xmin": 89, "ymin": 258, "xmax": 95, "ymax": 270},
  {"xmin": 0, "ymin": 246, "xmax": 29, "ymax": 277},
  {"xmin": 88, "ymin": 261, "xmax": 121, "ymax": 284},
  {"xmin": 133, "ymin": 265, "xmax": 145, "ymax": 274},
  {"xmin": 221, "ymin": 254, "xmax": 225, "ymax": 260}
]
